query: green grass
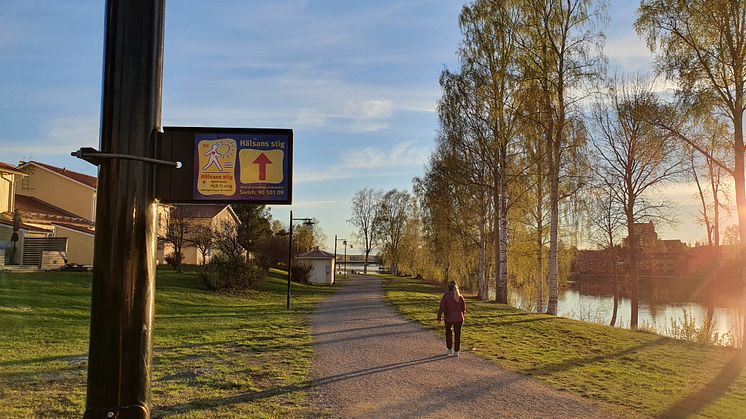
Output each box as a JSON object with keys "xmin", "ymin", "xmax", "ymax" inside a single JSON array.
[
  {"xmin": 0, "ymin": 268, "xmax": 335, "ymax": 418},
  {"xmin": 382, "ymin": 275, "xmax": 746, "ymax": 418}
]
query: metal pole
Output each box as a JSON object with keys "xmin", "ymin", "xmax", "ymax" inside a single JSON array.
[
  {"xmin": 85, "ymin": 1, "xmax": 164, "ymax": 418},
  {"xmin": 287, "ymin": 210, "xmax": 293, "ymax": 309},
  {"xmin": 333, "ymin": 234, "xmax": 337, "ymax": 283},
  {"xmin": 344, "ymin": 241, "xmax": 347, "ymax": 277}
]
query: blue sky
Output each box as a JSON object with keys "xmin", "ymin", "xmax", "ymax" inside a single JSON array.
[{"xmin": 0, "ymin": 1, "xmax": 717, "ymax": 250}]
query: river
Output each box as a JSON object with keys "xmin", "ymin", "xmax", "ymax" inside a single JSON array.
[{"xmin": 512, "ymin": 276, "xmax": 744, "ymax": 347}]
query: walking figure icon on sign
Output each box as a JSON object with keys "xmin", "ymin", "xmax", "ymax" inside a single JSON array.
[{"xmin": 203, "ymin": 144, "xmax": 223, "ymax": 171}]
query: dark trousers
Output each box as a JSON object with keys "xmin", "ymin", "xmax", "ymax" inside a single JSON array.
[{"xmin": 445, "ymin": 321, "xmax": 462, "ymax": 351}]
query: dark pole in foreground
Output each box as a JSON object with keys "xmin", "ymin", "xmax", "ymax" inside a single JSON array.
[
  {"xmin": 287, "ymin": 210, "xmax": 293, "ymax": 309},
  {"xmin": 85, "ymin": 1, "xmax": 164, "ymax": 417}
]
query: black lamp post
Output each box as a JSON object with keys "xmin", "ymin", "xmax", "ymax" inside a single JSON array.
[
  {"xmin": 333, "ymin": 235, "xmax": 348, "ymax": 282},
  {"xmin": 344, "ymin": 240, "xmax": 351, "ymax": 276},
  {"xmin": 287, "ymin": 210, "xmax": 314, "ymax": 308}
]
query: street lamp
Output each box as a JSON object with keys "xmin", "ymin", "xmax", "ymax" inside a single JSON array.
[
  {"xmin": 287, "ymin": 210, "xmax": 315, "ymax": 309},
  {"xmin": 333, "ymin": 235, "xmax": 348, "ymax": 282},
  {"xmin": 343, "ymin": 240, "xmax": 352, "ymax": 277}
]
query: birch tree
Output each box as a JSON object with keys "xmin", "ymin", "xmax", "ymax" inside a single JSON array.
[
  {"xmin": 517, "ymin": 0, "xmax": 607, "ymax": 314},
  {"xmin": 348, "ymin": 187, "xmax": 382, "ymax": 274},
  {"xmin": 458, "ymin": 0, "xmax": 527, "ymax": 303}
]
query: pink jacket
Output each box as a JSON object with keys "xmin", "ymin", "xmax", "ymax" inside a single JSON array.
[{"xmin": 437, "ymin": 291, "xmax": 466, "ymax": 323}]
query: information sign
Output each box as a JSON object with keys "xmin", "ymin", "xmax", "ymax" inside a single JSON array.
[{"xmin": 156, "ymin": 127, "xmax": 293, "ymax": 204}]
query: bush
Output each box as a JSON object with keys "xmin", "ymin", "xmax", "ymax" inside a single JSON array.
[
  {"xmin": 200, "ymin": 254, "xmax": 262, "ymax": 291},
  {"xmin": 165, "ymin": 252, "xmax": 183, "ymax": 270},
  {"xmin": 291, "ymin": 264, "xmax": 312, "ymax": 283}
]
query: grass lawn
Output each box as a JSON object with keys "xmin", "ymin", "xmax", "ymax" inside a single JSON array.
[
  {"xmin": 383, "ymin": 275, "xmax": 746, "ymax": 418},
  {"xmin": 0, "ymin": 268, "xmax": 335, "ymax": 418}
]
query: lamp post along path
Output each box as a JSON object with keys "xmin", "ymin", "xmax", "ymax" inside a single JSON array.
[
  {"xmin": 333, "ymin": 236, "xmax": 348, "ymax": 281},
  {"xmin": 287, "ymin": 210, "xmax": 315, "ymax": 308}
]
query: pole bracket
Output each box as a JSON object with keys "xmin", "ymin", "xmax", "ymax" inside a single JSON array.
[{"xmin": 71, "ymin": 147, "xmax": 182, "ymax": 169}]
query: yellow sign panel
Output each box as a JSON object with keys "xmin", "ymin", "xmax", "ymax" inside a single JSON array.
[
  {"xmin": 239, "ymin": 149, "xmax": 284, "ymax": 184},
  {"xmin": 196, "ymin": 138, "xmax": 237, "ymax": 196}
]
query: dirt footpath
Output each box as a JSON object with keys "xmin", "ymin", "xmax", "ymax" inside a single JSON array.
[{"xmin": 309, "ymin": 275, "xmax": 619, "ymax": 419}]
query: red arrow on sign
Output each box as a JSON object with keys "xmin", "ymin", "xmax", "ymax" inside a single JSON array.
[{"xmin": 253, "ymin": 153, "xmax": 272, "ymax": 181}]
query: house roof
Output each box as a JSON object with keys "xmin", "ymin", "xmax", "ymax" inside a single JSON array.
[
  {"xmin": 52, "ymin": 222, "xmax": 96, "ymax": 236},
  {"xmin": 20, "ymin": 161, "xmax": 98, "ymax": 189},
  {"xmin": 16, "ymin": 194, "xmax": 82, "ymax": 219},
  {"xmin": 0, "ymin": 162, "xmax": 25, "ymax": 175},
  {"xmin": 296, "ymin": 249, "xmax": 336, "ymax": 259},
  {"xmin": 173, "ymin": 204, "xmax": 238, "ymax": 222},
  {"xmin": 0, "ymin": 215, "xmax": 53, "ymax": 233},
  {"xmin": 15, "ymin": 194, "xmax": 93, "ymax": 225}
]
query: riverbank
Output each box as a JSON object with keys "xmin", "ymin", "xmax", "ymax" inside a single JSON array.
[
  {"xmin": 0, "ymin": 269, "xmax": 334, "ymax": 417},
  {"xmin": 382, "ymin": 275, "xmax": 746, "ymax": 418}
]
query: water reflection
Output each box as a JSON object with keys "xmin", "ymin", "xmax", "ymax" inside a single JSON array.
[{"xmin": 512, "ymin": 276, "xmax": 744, "ymax": 346}]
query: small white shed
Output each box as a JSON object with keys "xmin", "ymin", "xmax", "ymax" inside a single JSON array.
[{"xmin": 295, "ymin": 249, "xmax": 336, "ymax": 285}]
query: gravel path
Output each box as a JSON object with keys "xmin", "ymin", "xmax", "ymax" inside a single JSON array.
[{"xmin": 310, "ymin": 275, "xmax": 618, "ymax": 419}]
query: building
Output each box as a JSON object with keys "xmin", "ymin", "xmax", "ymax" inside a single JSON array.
[
  {"xmin": 16, "ymin": 161, "xmax": 97, "ymax": 222},
  {"xmin": 0, "ymin": 162, "xmax": 23, "ymax": 214},
  {"xmin": 295, "ymin": 249, "xmax": 336, "ymax": 285},
  {"xmin": 3, "ymin": 161, "xmax": 245, "ymax": 269},
  {"xmin": 157, "ymin": 203, "xmax": 241, "ymax": 266},
  {"xmin": 11, "ymin": 161, "xmax": 98, "ymax": 266},
  {"xmin": 1, "ymin": 163, "xmax": 55, "ymax": 266},
  {"xmin": 573, "ymin": 222, "xmax": 689, "ymax": 277}
]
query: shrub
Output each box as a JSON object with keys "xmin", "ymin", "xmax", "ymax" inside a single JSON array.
[
  {"xmin": 164, "ymin": 252, "xmax": 183, "ymax": 270},
  {"xmin": 291, "ymin": 264, "xmax": 312, "ymax": 283},
  {"xmin": 200, "ymin": 254, "xmax": 262, "ymax": 291}
]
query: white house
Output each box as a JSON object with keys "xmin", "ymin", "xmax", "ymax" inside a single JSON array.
[{"xmin": 295, "ymin": 249, "xmax": 336, "ymax": 285}]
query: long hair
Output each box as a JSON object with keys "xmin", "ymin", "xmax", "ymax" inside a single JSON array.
[{"xmin": 448, "ymin": 280, "xmax": 461, "ymax": 304}]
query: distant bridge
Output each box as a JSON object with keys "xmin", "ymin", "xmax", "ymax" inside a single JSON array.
[{"xmin": 335, "ymin": 254, "xmax": 381, "ymax": 264}]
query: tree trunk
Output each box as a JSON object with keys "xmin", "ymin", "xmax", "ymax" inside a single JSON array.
[
  {"xmin": 610, "ymin": 250, "xmax": 618, "ymax": 327},
  {"xmin": 498, "ymin": 172, "xmax": 509, "ymax": 304},
  {"xmin": 478, "ymin": 216, "xmax": 488, "ymax": 301},
  {"xmin": 627, "ymin": 212, "xmax": 639, "ymax": 329},
  {"xmin": 610, "ymin": 283, "xmax": 619, "ymax": 327},
  {"xmin": 547, "ymin": 134, "xmax": 560, "ymax": 315},
  {"xmin": 364, "ymin": 250, "xmax": 369, "ymax": 275},
  {"xmin": 494, "ymin": 160, "xmax": 504, "ymax": 303},
  {"xmin": 536, "ymin": 133, "xmax": 545, "ymax": 313},
  {"xmin": 536, "ymin": 216, "xmax": 544, "ymax": 313},
  {"xmin": 692, "ymin": 152, "xmax": 712, "ymax": 245},
  {"xmin": 733, "ymin": 113, "xmax": 746, "ymax": 348}
]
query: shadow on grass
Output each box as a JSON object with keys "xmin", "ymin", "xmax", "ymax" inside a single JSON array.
[
  {"xmin": 658, "ymin": 352, "xmax": 745, "ymax": 418},
  {"xmin": 470, "ymin": 316, "xmax": 559, "ymax": 328},
  {"xmin": 521, "ymin": 336, "xmax": 669, "ymax": 377},
  {"xmin": 153, "ymin": 355, "xmax": 447, "ymax": 417},
  {"xmin": 0, "ymin": 353, "xmax": 87, "ymax": 369}
]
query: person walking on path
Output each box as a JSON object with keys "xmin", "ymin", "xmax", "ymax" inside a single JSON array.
[{"xmin": 437, "ymin": 280, "xmax": 466, "ymax": 357}]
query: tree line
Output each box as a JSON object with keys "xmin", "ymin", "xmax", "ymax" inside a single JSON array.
[{"xmin": 351, "ymin": 0, "xmax": 746, "ymax": 338}]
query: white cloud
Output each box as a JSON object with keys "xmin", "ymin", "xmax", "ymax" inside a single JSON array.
[
  {"xmin": 1, "ymin": 117, "xmax": 98, "ymax": 155},
  {"xmin": 606, "ymin": 35, "xmax": 653, "ymax": 73},
  {"xmin": 345, "ymin": 99, "xmax": 393, "ymax": 120},
  {"xmin": 340, "ymin": 141, "xmax": 428, "ymax": 169},
  {"xmin": 293, "ymin": 141, "xmax": 429, "ymax": 184},
  {"xmin": 165, "ymin": 70, "xmax": 437, "ymax": 133}
]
